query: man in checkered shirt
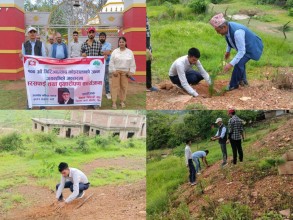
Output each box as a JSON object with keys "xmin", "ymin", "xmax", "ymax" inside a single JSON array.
[
  {"xmin": 228, "ymin": 109, "xmax": 244, "ymax": 164},
  {"xmin": 81, "ymin": 27, "xmax": 102, "ymax": 57},
  {"xmin": 81, "ymin": 27, "xmax": 102, "ymax": 109}
]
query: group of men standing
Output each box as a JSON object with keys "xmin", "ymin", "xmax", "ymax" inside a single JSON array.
[
  {"xmin": 185, "ymin": 109, "xmax": 244, "ymax": 186},
  {"xmin": 20, "ymin": 26, "xmax": 112, "ymax": 101}
]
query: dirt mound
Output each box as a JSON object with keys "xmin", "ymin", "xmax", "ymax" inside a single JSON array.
[
  {"xmin": 147, "ymin": 79, "xmax": 293, "ymax": 110},
  {"xmin": 252, "ymin": 118, "xmax": 293, "ymax": 152},
  {"xmin": 4, "ymin": 180, "xmax": 146, "ymax": 220}
]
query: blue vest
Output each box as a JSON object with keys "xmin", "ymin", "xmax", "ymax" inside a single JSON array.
[
  {"xmin": 52, "ymin": 43, "xmax": 68, "ymax": 59},
  {"xmin": 226, "ymin": 22, "xmax": 263, "ymax": 61}
]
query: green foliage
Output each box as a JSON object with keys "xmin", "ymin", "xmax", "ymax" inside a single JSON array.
[
  {"xmin": 287, "ymin": 0, "xmax": 293, "ymax": 7},
  {"xmin": 34, "ymin": 132, "xmax": 56, "ymax": 143},
  {"xmin": 169, "ymin": 202, "xmax": 192, "ymax": 219},
  {"xmin": 0, "ymin": 132, "xmax": 23, "ymax": 151},
  {"xmin": 76, "ymin": 136, "xmax": 90, "ymax": 153},
  {"xmin": 288, "ymin": 7, "xmax": 293, "ymax": 16},
  {"xmin": 37, "ymin": 160, "xmax": 56, "ymax": 177},
  {"xmin": 258, "ymin": 157, "xmax": 285, "ymax": 170},
  {"xmin": 211, "ymin": 0, "xmax": 224, "ymax": 4},
  {"xmin": 55, "ymin": 146, "xmax": 67, "ymax": 154},
  {"xmin": 163, "ymin": 1, "xmax": 176, "ymax": 18},
  {"xmin": 254, "ymin": 14, "xmax": 277, "ymax": 22},
  {"xmin": 147, "ymin": 156, "xmax": 186, "ymax": 216},
  {"xmin": 214, "ymin": 202, "xmax": 253, "ymax": 220},
  {"xmin": 257, "ymin": 211, "xmax": 283, "ymax": 220},
  {"xmin": 188, "ymin": 0, "xmax": 208, "ymax": 14}
]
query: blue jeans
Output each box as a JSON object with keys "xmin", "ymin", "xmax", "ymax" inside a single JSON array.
[
  {"xmin": 170, "ymin": 70, "xmax": 204, "ymax": 87},
  {"xmin": 230, "ymin": 55, "xmax": 250, "ymax": 88},
  {"xmin": 193, "ymin": 157, "xmax": 201, "ymax": 174},
  {"xmin": 56, "ymin": 181, "xmax": 90, "ymax": 199},
  {"xmin": 104, "ymin": 65, "xmax": 110, "ymax": 94}
]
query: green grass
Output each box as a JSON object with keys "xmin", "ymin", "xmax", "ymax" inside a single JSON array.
[
  {"xmin": 0, "ymin": 193, "xmax": 25, "ymax": 211},
  {"xmin": 147, "ymin": 1, "xmax": 293, "ymax": 82},
  {"xmin": 146, "ymin": 116, "xmax": 288, "ymax": 218},
  {"xmin": 0, "ymin": 133, "xmax": 146, "ymax": 209},
  {"xmin": 89, "ymin": 168, "xmax": 145, "ymax": 186}
]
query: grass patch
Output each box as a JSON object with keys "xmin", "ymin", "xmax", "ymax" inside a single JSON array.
[{"xmin": 89, "ymin": 168, "xmax": 145, "ymax": 186}]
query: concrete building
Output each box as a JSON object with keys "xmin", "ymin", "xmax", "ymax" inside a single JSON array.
[{"xmin": 32, "ymin": 111, "xmax": 146, "ymax": 140}]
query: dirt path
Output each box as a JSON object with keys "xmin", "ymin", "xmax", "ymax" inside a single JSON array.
[
  {"xmin": 146, "ymin": 79, "xmax": 293, "ymax": 110},
  {"xmin": 2, "ymin": 156, "xmax": 146, "ymax": 220}
]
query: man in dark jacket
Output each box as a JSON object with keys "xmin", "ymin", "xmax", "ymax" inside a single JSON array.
[
  {"xmin": 211, "ymin": 118, "xmax": 228, "ymax": 167},
  {"xmin": 59, "ymin": 88, "xmax": 74, "ymax": 104},
  {"xmin": 51, "ymin": 32, "xmax": 68, "ymax": 59}
]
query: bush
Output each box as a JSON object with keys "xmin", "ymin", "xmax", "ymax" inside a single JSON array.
[
  {"xmin": 34, "ymin": 132, "xmax": 56, "ymax": 143},
  {"xmin": 215, "ymin": 202, "xmax": 253, "ymax": 220},
  {"xmin": 0, "ymin": 132, "xmax": 23, "ymax": 151},
  {"xmin": 188, "ymin": 0, "xmax": 208, "ymax": 14},
  {"xmin": 55, "ymin": 147, "xmax": 67, "ymax": 154},
  {"xmin": 257, "ymin": 211, "xmax": 283, "ymax": 220},
  {"xmin": 163, "ymin": 1, "xmax": 176, "ymax": 18},
  {"xmin": 76, "ymin": 136, "xmax": 90, "ymax": 153},
  {"xmin": 211, "ymin": 0, "xmax": 223, "ymax": 4},
  {"xmin": 289, "ymin": 7, "xmax": 293, "ymax": 16},
  {"xmin": 286, "ymin": 0, "xmax": 293, "ymax": 7}
]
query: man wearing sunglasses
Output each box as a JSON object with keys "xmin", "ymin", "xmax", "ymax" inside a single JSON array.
[{"xmin": 56, "ymin": 162, "xmax": 90, "ymax": 208}]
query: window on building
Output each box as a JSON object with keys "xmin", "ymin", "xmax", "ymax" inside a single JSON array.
[
  {"xmin": 127, "ymin": 132, "xmax": 135, "ymax": 139},
  {"xmin": 96, "ymin": 130, "xmax": 100, "ymax": 135},
  {"xmin": 41, "ymin": 126, "xmax": 44, "ymax": 132},
  {"xmin": 113, "ymin": 132, "xmax": 120, "ymax": 137},
  {"xmin": 34, "ymin": 123, "xmax": 37, "ymax": 129},
  {"xmin": 52, "ymin": 128, "xmax": 60, "ymax": 135}
]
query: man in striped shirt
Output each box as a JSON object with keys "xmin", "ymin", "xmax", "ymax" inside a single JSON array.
[
  {"xmin": 185, "ymin": 140, "xmax": 196, "ymax": 186},
  {"xmin": 228, "ymin": 109, "xmax": 244, "ymax": 164}
]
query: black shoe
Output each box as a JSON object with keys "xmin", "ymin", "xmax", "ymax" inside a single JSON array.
[
  {"xmin": 239, "ymin": 80, "xmax": 249, "ymax": 87},
  {"xmin": 58, "ymin": 196, "xmax": 64, "ymax": 202},
  {"xmin": 77, "ymin": 191, "xmax": 85, "ymax": 199}
]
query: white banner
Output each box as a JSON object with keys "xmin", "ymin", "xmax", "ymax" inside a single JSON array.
[{"xmin": 23, "ymin": 56, "xmax": 105, "ymax": 108}]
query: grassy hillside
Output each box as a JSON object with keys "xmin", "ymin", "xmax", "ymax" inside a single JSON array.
[
  {"xmin": 147, "ymin": 0, "xmax": 293, "ymax": 81},
  {"xmin": 146, "ymin": 115, "xmax": 293, "ymax": 219}
]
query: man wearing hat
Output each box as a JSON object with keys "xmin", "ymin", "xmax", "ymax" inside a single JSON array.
[
  {"xmin": 81, "ymin": 27, "xmax": 102, "ymax": 57},
  {"xmin": 227, "ymin": 109, "xmax": 244, "ymax": 165},
  {"xmin": 81, "ymin": 27, "xmax": 102, "ymax": 109},
  {"xmin": 169, "ymin": 47, "xmax": 212, "ymax": 97},
  {"xmin": 211, "ymin": 118, "xmax": 228, "ymax": 167},
  {"xmin": 209, "ymin": 13, "xmax": 263, "ymax": 91},
  {"xmin": 59, "ymin": 88, "xmax": 74, "ymax": 104},
  {"xmin": 20, "ymin": 27, "xmax": 46, "ymax": 59}
]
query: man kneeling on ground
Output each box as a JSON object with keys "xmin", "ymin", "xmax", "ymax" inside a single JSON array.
[
  {"xmin": 56, "ymin": 162, "xmax": 90, "ymax": 207},
  {"xmin": 169, "ymin": 47, "xmax": 212, "ymax": 97}
]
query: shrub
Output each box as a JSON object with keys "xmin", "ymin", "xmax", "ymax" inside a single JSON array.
[
  {"xmin": 34, "ymin": 132, "xmax": 56, "ymax": 143},
  {"xmin": 215, "ymin": 202, "xmax": 253, "ymax": 220},
  {"xmin": 76, "ymin": 136, "xmax": 90, "ymax": 153},
  {"xmin": 163, "ymin": 1, "xmax": 176, "ymax": 18},
  {"xmin": 211, "ymin": 0, "xmax": 223, "ymax": 4},
  {"xmin": 188, "ymin": 0, "xmax": 208, "ymax": 14},
  {"xmin": 55, "ymin": 147, "xmax": 67, "ymax": 154},
  {"xmin": 257, "ymin": 211, "xmax": 283, "ymax": 220},
  {"xmin": 0, "ymin": 132, "xmax": 23, "ymax": 151},
  {"xmin": 289, "ymin": 8, "xmax": 293, "ymax": 16},
  {"xmin": 286, "ymin": 0, "xmax": 293, "ymax": 8},
  {"xmin": 95, "ymin": 136, "xmax": 109, "ymax": 148},
  {"xmin": 37, "ymin": 160, "xmax": 56, "ymax": 177}
]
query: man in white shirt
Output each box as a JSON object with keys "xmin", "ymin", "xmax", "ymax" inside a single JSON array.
[
  {"xmin": 185, "ymin": 140, "xmax": 196, "ymax": 186},
  {"xmin": 169, "ymin": 48, "xmax": 212, "ymax": 97},
  {"xmin": 46, "ymin": 35, "xmax": 54, "ymax": 57},
  {"xmin": 56, "ymin": 162, "xmax": 90, "ymax": 207},
  {"xmin": 70, "ymin": 31, "xmax": 83, "ymax": 58}
]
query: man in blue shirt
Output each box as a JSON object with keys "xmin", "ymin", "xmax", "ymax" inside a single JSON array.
[
  {"xmin": 192, "ymin": 150, "xmax": 209, "ymax": 174},
  {"xmin": 211, "ymin": 118, "xmax": 228, "ymax": 167},
  {"xmin": 51, "ymin": 32, "xmax": 68, "ymax": 59},
  {"xmin": 99, "ymin": 32, "xmax": 112, "ymax": 100},
  {"xmin": 210, "ymin": 13, "xmax": 263, "ymax": 91}
]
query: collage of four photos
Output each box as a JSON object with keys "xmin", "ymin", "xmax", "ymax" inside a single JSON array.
[{"xmin": 0, "ymin": 0, "xmax": 292, "ymax": 219}]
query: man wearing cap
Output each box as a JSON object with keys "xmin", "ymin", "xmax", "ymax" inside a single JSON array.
[
  {"xmin": 99, "ymin": 32, "xmax": 112, "ymax": 100},
  {"xmin": 81, "ymin": 27, "xmax": 102, "ymax": 109},
  {"xmin": 59, "ymin": 88, "xmax": 74, "ymax": 104},
  {"xmin": 51, "ymin": 32, "xmax": 68, "ymax": 59},
  {"xmin": 81, "ymin": 27, "xmax": 102, "ymax": 57},
  {"xmin": 20, "ymin": 27, "xmax": 46, "ymax": 59},
  {"xmin": 227, "ymin": 109, "xmax": 244, "ymax": 164},
  {"xmin": 211, "ymin": 118, "xmax": 228, "ymax": 167},
  {"xmin": 169, "ymin": 47, "xmax": 212, "ymax": 97},
  {"xmin": 209, "ymin": 13, "xmax": 263, "ymax": 91}
]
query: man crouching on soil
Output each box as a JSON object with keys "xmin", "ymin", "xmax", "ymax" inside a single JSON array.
[{"xmin": 56, "ymin": 162, "xmax": 90, "ymax": 208}]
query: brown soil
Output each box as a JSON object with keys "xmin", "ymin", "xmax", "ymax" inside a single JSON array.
[
  {"xmin": 2, "ymin": 157, "xmax": 146, "ymax": 220},
  {"xmin": 171, "ymin": 119, "xmax": 293, "ymax": 218},
  {"xmin": 146, "ymin": 79, "xmax": 293, "ymax": 110}
]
